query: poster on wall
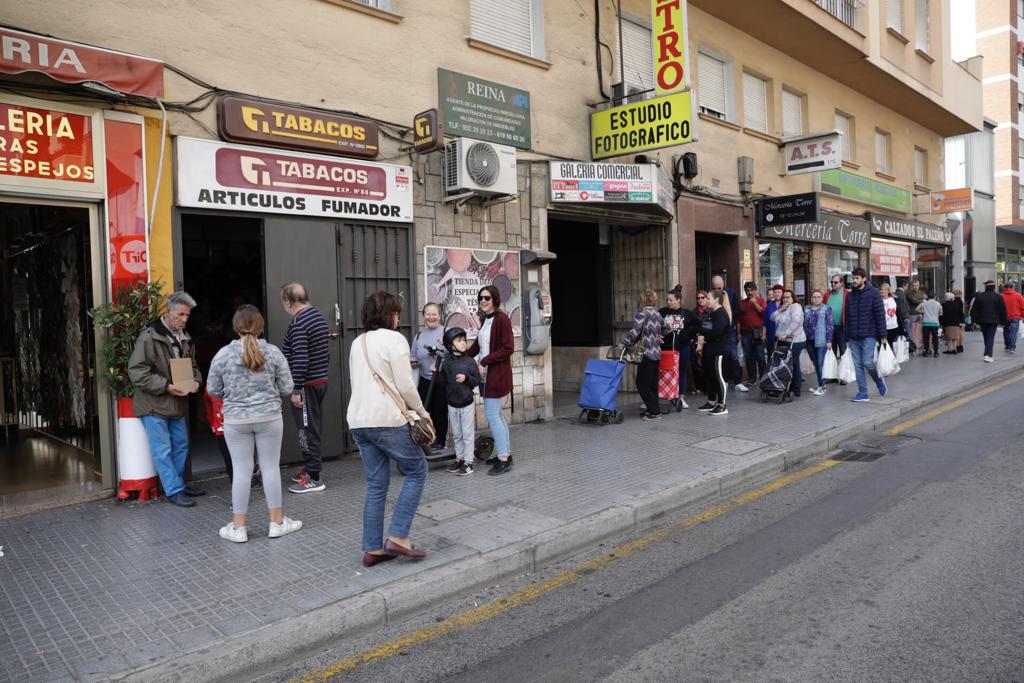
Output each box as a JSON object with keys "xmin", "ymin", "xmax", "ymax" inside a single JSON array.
[
  {"xmin": 870, "ymin": 239, "xmax": 914, "ymax": 277},
  {"xmin": 424, "ymin": 246, "xmax": 522, "ymax": 338}
]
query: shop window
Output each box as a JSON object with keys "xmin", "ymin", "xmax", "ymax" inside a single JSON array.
[
  {"xmin": 470, "ymin": 0, "xmax": 545, "ymax": 61},
  {"xmin": 914, "ymin": 147, "xmax": 927, "ymax": 186},
  {"xmin": 759, "ymin": 242, "xmax": 784, "ymax": 288},
  {"xmin": 875, "ymin": 128, "xmax": 892, "ymax": 174},
  {"xmin": 887, "ymin": 0, "xmax": 904, "ymax": 33},
  {"xmin": 697, "ymin": 49, "xmax": 734, "ymax": 122},
  {"xmin": 828, "ymin": 247, "xmax": 859, "ymax": 279},
  {"xmin": 620, "ymin": 15, "xmax": 653, "ymax": 99},
  {"xmin": 836, "ymin": 111, "xmax": 854, "ymax": 162},
  {"xmin": 743, "ymin": 72, "xmax": 770, "ymax": 134},
  {"xmin": 781, "ymin": 88, "xmax": 804, "ymax": 138}
]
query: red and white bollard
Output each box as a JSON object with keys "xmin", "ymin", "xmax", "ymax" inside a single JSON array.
[{"xmin": 115, "ymin": 398, "xmax": 160, "ymax": 501}]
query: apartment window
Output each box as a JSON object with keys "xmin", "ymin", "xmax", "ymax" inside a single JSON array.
[
  {"xmin": 914, "ymin": 147, "xmax": 927, "ymax": 186},
  {"xmin": 621, "ymin": 16, "xmax": 654, "ymax": 98},
  {"xmin": 835, "ymin": 111, "xmax": 854, "ymax": 162},
  {"xmin": 781, "ymin": 89, "xmax": 804, "ymax": 138},
  {"xmin": 886, "ymin": 0, "xmax": 904, "ymax": 33},
  {"xmin": 875, "ymin": 129, "xmax": 892, "ymax": 174},
  {"xmin": 915, "ymin": 0, "xmax": 929, "ymax": 51},
  {"xmin": 743, "ymin": 72, "xmax": 769, "ymax": 134},
  {"xmin": 470, "ymin": 0, "xmax": 545, "ymax": 60},
  {"xmin": 354, "ymin": 0, "xmax": 394, "ymax": 8},
  {"xmin": 697, "ymin": 49, "xmax": 733, "ymax": 121}
]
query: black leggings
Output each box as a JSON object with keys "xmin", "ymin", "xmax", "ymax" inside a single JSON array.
[
  {"xmin": 636, "ymin": 357, "xmax": 660, "ymax": 415},
  {"xmin": 922, "ymin": 326, "xmax": 939, "ymax": 354},
  {"xmin": 702, "ymin": 352, "xmax": 727, "ymax": 406}
]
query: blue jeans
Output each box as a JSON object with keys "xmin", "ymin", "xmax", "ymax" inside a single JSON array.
[
  {"xmin": 789, "ymin": 342, "xmax": 805, "ymax": 396},
  {"xmin": 808, "ymin": 345, "xmax": 827, "ymax": 387},
  {"xmin": 848, "ymin": 337, "xmax": 882, "ymax": 395},
  {"xmin": 139, "ymin": 415, "xmax": 189, "ymax": 497},
  {"xmin": 1003, "ymin": 319, "xmax": 1020, "ymax": 350},
  {"xmin": 352, "ymin": 426, "xmax": 428, "ymax": 552},
  {"xmin": 741, "ymin": 332, "xmax": 767, "ymax": 383},
  {"xmin": 727, "ymin": 330, "xmax": 742, "ymax": 385},
  {"xmin": 832, "ymin": 324, "xmax": 847, "ymax": 358},
  {"xmin": 483, "ymin": 396, "xmax": 511, "ymax": 458}
]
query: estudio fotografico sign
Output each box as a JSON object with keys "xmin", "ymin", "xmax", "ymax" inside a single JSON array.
[
  {"xmin": 424, "ymin": 246, "xmax": 522, "ymax": 337},
  {"xmin": 591, "ymin": 91, "xmax": 695, "ymax": 160},
  {"xmin": 756, "ymin": 192, "xmax": 819, "ymax": 228},
  {"xmin": 758, "ymin": 211, "xmax": 870, "ymax": 249},
  {"xmin": 175, "ymin": 137, "xmax": 412, "ymax": 222},
  {"xmin": 218, "ymin": 95, "xmax": 379, "ymax": 158},
  {"xmin": 438, "ymin": 68, "xmax": 531, "ymax": 149},
  {"xmin": 549, "ymin": 161, "xmax": 658, "ymax": 203}
]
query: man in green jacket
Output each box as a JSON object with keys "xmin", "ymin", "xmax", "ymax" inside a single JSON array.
[{"xmin": 128, "ymin": 291, "xmax": 203, "ymax": 507}]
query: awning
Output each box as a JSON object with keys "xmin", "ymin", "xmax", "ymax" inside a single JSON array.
[{"xmin": 0, "ymin": 27, "xmax": 164, "ymax": 98}]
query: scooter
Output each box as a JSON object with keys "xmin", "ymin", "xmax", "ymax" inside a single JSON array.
[{"xmin": 416, "ymin": 344, "xmax": 494, "ymax": 467}]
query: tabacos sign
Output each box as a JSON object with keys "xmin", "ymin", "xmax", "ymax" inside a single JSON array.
[
  {"xmin": 651, "ymin": 0, "xmax": 690, "ymax": 95},
  {"xmin": 218, "ymin": 95, "xmax": 379, "ymax": 158},
  {"xmin": 0, "ymin": 101, "xmax": 94, "ymax": 182},
  {"xmin": 175, "ymin": 137, "xmax": 412, "ymax": 222}
]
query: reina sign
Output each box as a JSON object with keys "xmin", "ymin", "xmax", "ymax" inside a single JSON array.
[
  {"xmin": 218, "ymin": 96, "xmax": 379, "ymax": 159},
  {"xmin": 651, "ymin": 0, "xmax": 689, "ymax": 95},
  {"xmin": 438, "ymin": 68, "xmax": 531, "ymax": 149}
]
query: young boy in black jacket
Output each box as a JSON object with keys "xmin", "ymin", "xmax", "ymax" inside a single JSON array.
[{"xmin": 440, "ymin": 327, "xmax": 482, "ymax": 476}]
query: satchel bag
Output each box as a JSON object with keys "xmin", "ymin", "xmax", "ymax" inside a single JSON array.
[{"xmin": 361, "ymin": 335, "xmax": 436, "ymax": 446}]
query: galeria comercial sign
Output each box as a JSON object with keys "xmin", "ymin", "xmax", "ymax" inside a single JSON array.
[{"xmin": 590, "ymin": 91, "xmax": 695, "ymax": 160}]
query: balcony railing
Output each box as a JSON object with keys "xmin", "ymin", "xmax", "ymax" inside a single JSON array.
[{"xmin": 814, "ymin": 0, "xmax": 864, "ymax": 32}]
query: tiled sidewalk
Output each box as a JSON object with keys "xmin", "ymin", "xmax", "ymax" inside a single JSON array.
[{"xmin": 0, "ymin": 334, "xmax": 1020, "ymax": 682}]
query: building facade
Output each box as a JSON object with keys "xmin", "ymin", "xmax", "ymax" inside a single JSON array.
[{"xmin": 0, "ymin": 0, "xmax": 982, "ymax": 508}]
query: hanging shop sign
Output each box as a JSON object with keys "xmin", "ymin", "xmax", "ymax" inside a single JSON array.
[
  {"xmin": 438, "ymin": 68, "xmax": 531, "ymax": 149},
  {"xmin": 590, "ymin": 91, "xmax": 695, "ymax": 160},
  {"xmin": 413, "ymin": 108, "xmax": 444, "ymax": 153},
  {"xmin": 819, "ymin": 168, "xmax": 912, "ymax": 213},
  {"xmin": 175, "ymin": 137, "xmax": 412, "ymax": 222},
  {"xmin": 758, "ymin": 210, "xmax": 870, "ymax": 249},
  {"xmin": 755, "ymin": 192, "xmax": 819, "ymax": 228},
  {"xmin": 652, "ymin": 0, "xmax": 690, "ymax": 95},
  {"xmin": 782, "ymin": 130, "xmax": 841, "ymax": 176},
  {"xmin": 217, "ymin": 95, "xmax": 379, "ymax": 159},
  {"xmin": 0, "ymin": 27, "xmax": 163, "ymax": 97},
  {"xmin": 870, "ymin": 239, "xmax": 914, "ymax": 277},
  {"xmin": 424, "ymin": 246, "xmax": 523, "ymax": 337},
  {"xmin": 0, "ymin": 101, "xmax": 95, "ymax": 183},
  {"xmin": 548, "ymin": 161, "xmax": 658, "ymax": 203},
  {"xmin": 868, "ymin": 212, "xmax": 952, "ymax": 246},
  {"xmin": 929, "ymin": 187, "xmax": 973, "ymax": 214}
]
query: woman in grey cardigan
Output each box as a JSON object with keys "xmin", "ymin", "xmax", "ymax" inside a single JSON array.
[
  {"xmin": 208, "ymin": 305, "xmax": 302, "ymax": 543},
  {"xmin": 770, "ymin": 289, "xmax": 807, "ymax": 397}
]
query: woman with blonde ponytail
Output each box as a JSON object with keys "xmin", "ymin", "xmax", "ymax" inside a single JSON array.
[{"xmin": 207, "ymin": 305, "xmax": 302, "ymax": 543}]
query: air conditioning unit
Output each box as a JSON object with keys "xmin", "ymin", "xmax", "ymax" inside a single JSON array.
[{"xmin": 444, "ymin": 138, "xmax": 518, "ymax": 197}]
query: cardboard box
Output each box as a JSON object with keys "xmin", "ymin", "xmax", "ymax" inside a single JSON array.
[{"xmin": 169, "ymin": 357, "xmax": 195, "ymax": 392}]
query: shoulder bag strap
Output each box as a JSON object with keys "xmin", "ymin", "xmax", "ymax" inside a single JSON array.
[{"xmin": 361, "ymin": 334, "xmax": 415, "ymax": 426}]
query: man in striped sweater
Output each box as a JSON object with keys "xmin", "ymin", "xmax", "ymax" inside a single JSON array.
[{"xmin": 281, "ymin": 283, "xmax": 331, "ymax": 493}]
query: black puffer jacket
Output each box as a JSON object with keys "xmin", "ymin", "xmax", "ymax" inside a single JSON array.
[
  {"xmin": 969, "ymin": 290, "xmax": 1007, "ymax": 325},
  {"xmin": 940, "ymin": 299, "xmax": 964, "ymax": 326}
]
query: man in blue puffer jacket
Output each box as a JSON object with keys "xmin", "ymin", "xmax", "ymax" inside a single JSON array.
[{"xmin": 844, "ymin": 267, "xmax": 888, "ymax": 402}]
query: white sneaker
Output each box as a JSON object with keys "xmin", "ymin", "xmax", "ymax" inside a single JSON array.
[
  {"xmin": 983, "ymin": 356, "xmax": 994, "ymax": 363},
  {"xmin": 680, "ymin": 398, "xmax": 689, "ymax": 409},
  {"xmin": 269, "ymin": 517, "xmax": 303, "ymax": 538},
  {"xmin": 219, "ymin": 522, "xmax": 248, "ymax": 543},
  {"xmin": 734, "ymin": 383, "xmax": 749, "ymax": 393}
]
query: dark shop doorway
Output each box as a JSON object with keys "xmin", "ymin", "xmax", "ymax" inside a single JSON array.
[{"xmin": 181, "ymin": 213, "xmax": 265, "ymax": 474}]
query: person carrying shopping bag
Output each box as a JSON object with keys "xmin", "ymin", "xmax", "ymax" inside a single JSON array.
[{"xmin": 803, "ymin": 290, "xmax": 834, "ymax": 397}]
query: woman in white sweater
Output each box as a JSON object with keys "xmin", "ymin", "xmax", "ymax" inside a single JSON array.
[
  {"xmin": 770, "ymin": 289, "xmax": 807, "ymax": 397},
  {"xmin": 348, "ymin": 291, "xmax": 431, "ymax": 567}
]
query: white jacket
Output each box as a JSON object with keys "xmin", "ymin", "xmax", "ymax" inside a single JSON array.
[{"xmin": 347, "ymin": 329, "xmax": 428, "ymax": 429}]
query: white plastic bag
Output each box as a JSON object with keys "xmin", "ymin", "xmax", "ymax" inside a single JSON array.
[
  {"xmin": 1018, "ymin": 322, "xmax": 1024, "ymax": 342},
  {"xmin": 838, "ymin": 348, "xmax": 856, "ymax": 384},
  {"xmin": 799, "ymin": 348, "xmax": 815, "ymax": 377},
  {"xmin": 877, "ymin": 342, "xmax": 900, "ymax": 377},
  {"xmin": 894, "ymin": 336, "xmax": 910, "ymax": 364},
  {"xmin": 823, "ymin": 349, "xmax": 839, "ymax": 380}
]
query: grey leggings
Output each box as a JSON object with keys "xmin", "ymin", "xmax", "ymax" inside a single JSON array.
[{"xmin": 223, "ymin": 418, "xmax": 283, "ymax": 515}]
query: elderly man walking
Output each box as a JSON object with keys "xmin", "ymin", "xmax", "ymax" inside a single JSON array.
[{"xmin": 128, "ymin": 291, "xmax": 203, "ymax": 507}]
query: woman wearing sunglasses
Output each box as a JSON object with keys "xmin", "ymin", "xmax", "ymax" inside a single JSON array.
[{"xmin": 467, "ymin": 285, "xmax": 515, "ymax": 475}]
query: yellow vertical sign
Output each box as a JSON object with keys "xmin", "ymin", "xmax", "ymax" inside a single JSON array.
[{"xmin": 652, "ymin": 0, "xmax": 689, "ymax": 96}]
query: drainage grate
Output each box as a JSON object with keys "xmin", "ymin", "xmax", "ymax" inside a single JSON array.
[{"xmin": 831, "ymin": 450, "xmax": 886, "ymax": 463}]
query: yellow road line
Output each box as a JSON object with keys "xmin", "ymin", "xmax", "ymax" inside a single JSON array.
[
  {"xmin": 884, "ymin": 371, "xmax": 1024, "ymax": 436},
  {"xmin": 295, "ymin": 459, "xmax": 839, "ymax": 682}
]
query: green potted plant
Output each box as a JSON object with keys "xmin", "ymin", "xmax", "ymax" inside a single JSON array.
[{"xmin": 89, "ymin": 280, "xmax": 166, "ymax": 500}]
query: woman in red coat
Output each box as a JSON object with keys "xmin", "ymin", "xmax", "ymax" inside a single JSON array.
[{"xmin": 468, "ymin": 285, "xmax": 514, "ymax": 475}]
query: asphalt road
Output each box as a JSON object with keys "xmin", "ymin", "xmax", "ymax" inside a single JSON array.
[{"xmin": 263, "ymin": 376, "xmax": 1024, "ymax": 683}]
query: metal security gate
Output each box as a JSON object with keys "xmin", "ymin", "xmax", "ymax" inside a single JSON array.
[{"xmin": 611, "ymin": 224, "xmax": 666, "ymax": 393}]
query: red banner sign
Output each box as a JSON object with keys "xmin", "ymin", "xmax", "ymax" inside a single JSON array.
[
  {"xmin": 870, "ymin": 240, "xmax": 913, "ymax": 277},
  {"xmin": 0, "ymin": 102, "xmax": 94, "ymax": 182},
  {"xmin": 0, "ymin": 27, "xmax": 163, "ymax": 98}
]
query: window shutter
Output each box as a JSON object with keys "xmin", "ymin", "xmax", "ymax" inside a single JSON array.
[
  {"xmin": 835, "ymin": 112, "xmax": 852, "ymax": 161},
  {"xmin": 621, "ymin": 19, "xmax": 654, "ymax": 95},
  {"xmin": 697, "ymin": 52, "xmax": 727, "ymax": 118},
  {"xmin": 471, "ymin": 0, "xmax": 533, "ymax": 57},
  {"xmin": 915, "ymin": 148, "xmax": 926, "ymax": 185},
  {"xmin": 915, "ymin": 0, "xmax": 929, "ymax": 50},
  {"xmin": 743, "ymin": 72, "xmax": 768, "ymax": 134},
  {"xmin": 876, "ymin": 131, "xmax": 890, "ymax": 173},
  {"xmin": 781, "ymin": 90, "xmax": 803, "ymax": 138},
  {"xmin": 887, "ymin": 0, "xmax": 903, "ymax": 33}
]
